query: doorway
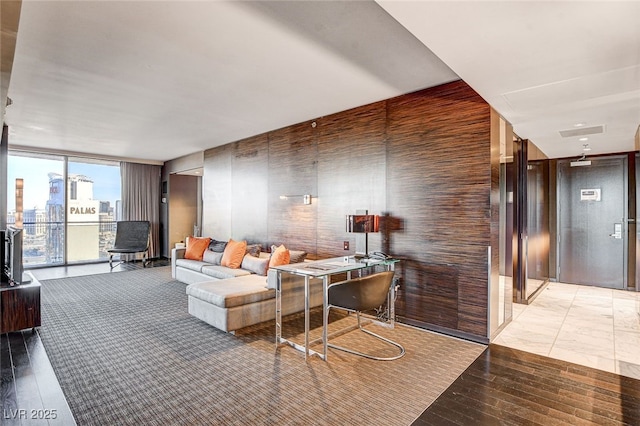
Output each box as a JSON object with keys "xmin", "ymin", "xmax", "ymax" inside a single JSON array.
[
  {"xmin": 557, "ymin": 156, "xmax": 627, "ymax": 289},
  {"xmin": 167, "ymin": 173, "xmax": 201, "ymax": 250}
]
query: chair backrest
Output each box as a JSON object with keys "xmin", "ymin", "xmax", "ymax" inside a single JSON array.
[
  {"xmin": 328, "ymin": 270, "xmax": 395, "ymax": 312},
  {"xmin": 114, "ymin": 221, "xmax": 150, "ymax": 251}
]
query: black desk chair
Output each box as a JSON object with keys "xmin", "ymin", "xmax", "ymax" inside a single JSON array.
[
  {"xmin": 107, "ymin": 221, "xmax": 150, "ymax": 269},
  {"xmin": 327, "ymin": 270, "xmax": 405, "ymax": 360}
]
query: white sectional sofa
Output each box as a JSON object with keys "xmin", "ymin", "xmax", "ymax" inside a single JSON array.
[{"xmin": 172, "ymin": 247, "xmax": 322, "ymax": 333}]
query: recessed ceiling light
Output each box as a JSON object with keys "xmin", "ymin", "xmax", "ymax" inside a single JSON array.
[
  {"xmin": 579, "ymin": 137, "xmax": 589, "ymax": 142},
  {"xmin": 574, "ymin": 122, "xmax": 586, "ymax": 127}
]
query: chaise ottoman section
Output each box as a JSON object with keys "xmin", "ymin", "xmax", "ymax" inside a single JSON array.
[
  {"xmin": 185, "ymin": 273, "xmax": 324, "ymax": 333},
  {"xmin": 174, "ymin": 246, "xmax": 323, "ymax": 332},
  {"xmin": 187, "ymin": 275, "xmax": 273, "ymax": 308},
  {"xmin": 186, "ymin": 275, "xmax": 276, "ymax": 332}
]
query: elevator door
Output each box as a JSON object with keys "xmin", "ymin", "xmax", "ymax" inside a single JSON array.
[{"xmin": 558, "ymin": 157, "xmax": 627, "ymax": 288}]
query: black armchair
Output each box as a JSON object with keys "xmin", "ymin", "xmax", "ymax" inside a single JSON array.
[
  {"xmin": 326, "ymin": 270, "xmax": 405, "ymax": 360},
  {"xmin": 107, "ymin": 221, "xmax": 150, "ymax": 269}
]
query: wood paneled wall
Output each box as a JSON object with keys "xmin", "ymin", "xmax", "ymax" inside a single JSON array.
[
  {"xmin": 386, "ymin": 82, "xmax": 493, "ymax": 339},
  {"xmin": 202, "ymin": 80, "xmax": 498, "ymax": 342}
]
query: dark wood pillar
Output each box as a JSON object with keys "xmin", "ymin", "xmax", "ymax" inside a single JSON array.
[
  {"xmin": 513, "ymin": 139, "xmax": 528, "ymax": 303},
  {"xmin": 628, "ymin": 152, "xmax": 636, "ymax": 289},
  {"xmin": 1, "ymin": 125, "xmax": 8, "ymax": 229}
]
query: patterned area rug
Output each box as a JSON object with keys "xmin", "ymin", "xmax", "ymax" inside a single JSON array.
[{"xmin": 39, "ymin": 267, "xmax": 485, "ymax": 426}]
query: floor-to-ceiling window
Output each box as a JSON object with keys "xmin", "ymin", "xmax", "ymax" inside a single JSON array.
[
  {"xmin": 66, "ymin": 158, "xmax": 120, "ymax": 263},
  {"xmin": 7, "ymin": 152, "xmax": 65, "ymax": 267},
  {"xmin": 6, "ymin": 151, "xmax": 121, "ymax": 266}
]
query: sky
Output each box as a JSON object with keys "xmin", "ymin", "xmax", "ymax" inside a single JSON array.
[{"xmin": 7, "ymin": 155, "xmax": 121, "ymax": 211}]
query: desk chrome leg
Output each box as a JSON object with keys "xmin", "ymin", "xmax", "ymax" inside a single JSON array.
[
  {"xmin": 304, "ymin": 275, "xmax": 310, "ymax": 360},
  {"xmin": 389, "ymin": 263, "xmax": 395, "ymax": 328},
  {"xmin": 385, "ymin": 263, "xmax": 396, "ymax": 328},
  {"xmin": 323, "ymin": 276, "xmax": 328, "ymax": 360},
  {"xmin": 388, "ymin": 277, "xmax": 396, "ymax": 328},
  {"xmin": 275, "ymin": 271, "xmax": 282, "ymax": 350}
]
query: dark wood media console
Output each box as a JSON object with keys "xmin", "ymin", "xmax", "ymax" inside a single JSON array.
[{"xmin": 1, "ymin": 274, "xmax": 41, "ymax": 333}]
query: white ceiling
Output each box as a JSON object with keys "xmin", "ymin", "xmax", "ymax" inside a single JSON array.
[
  {"xmin": 379, "ymin": 0, "xmax": 640, "ymax": 159},
  {"xmin": 4, "ymin": 1, "xmax": 640, "ymax": 163}
]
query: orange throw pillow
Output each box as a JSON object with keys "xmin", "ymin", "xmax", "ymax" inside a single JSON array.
[
  {"xmin": 269, "ymin": 244, "xmax": 290, "ymax": 267},
  {"xmin": 221, "ymin": 239, "xmax": 247, "ymax": 269},
  {"xmin": 185, "ymin": 236, "xmax": 211, "ymax": 261}
]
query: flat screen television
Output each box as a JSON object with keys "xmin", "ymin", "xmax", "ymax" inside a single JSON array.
[{"xmin": 2, "ymin": 226, "xmax": 23, "ymax": 285}]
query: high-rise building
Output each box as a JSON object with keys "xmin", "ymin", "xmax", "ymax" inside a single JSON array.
[
  {"xmin": 46, "ymin": 173, "xmax": 101, "ymax": 262},
  {"xmin": 115, "ymin": 200, "xmax": 122, "ymax": 222},
  {"xmin": 24, "ymin": 208, "xmax": 46, "ymax": 236},
  {"xmin": 99, "ymin": 201, "xmax": 110, "ymax": 214},
  {"xmin": 6, "ymin": 211, "xmax": 15, "ymax": 225},
  {"xmin": 46, "ymin": 173, "xmax": 65, "ymax": 263}
]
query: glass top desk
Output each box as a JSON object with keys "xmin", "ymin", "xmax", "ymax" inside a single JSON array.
[{"xmin": 272, "ymin": 257, "xmax": 398, "ymax": 360}]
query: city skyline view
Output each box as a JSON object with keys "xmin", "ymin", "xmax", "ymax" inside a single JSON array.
[
  {"xmin": 7, "ymin": 155, "xmax": 121, "ymax": 212},
  {"xmin": 6, "ymin": 153, "xmax": 122, "ymax": 266}
]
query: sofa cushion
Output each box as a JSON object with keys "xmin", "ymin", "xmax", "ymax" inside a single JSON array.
[
  {"xmin": 270, "ymin": 244, "xmax": 306, "ymax": 264},
  {"xmin": 245, "ymin": 243, "xmax": 262, "ymax": 258},
  {"xmin": 208, "ymin": 239, "xmax": 228, "ymax": 253},
  {"xmin": 221, "ymin": 239, "xmax": 247, "ymax": 268},
  {"xmin": 201, "ymin": 265, "xmax": 252, "ymax": 280},
  {"xmin": 269, "ymin": 244, "xmax": 290, "ymax": 267},
  {"xmin": 186, "ymin": 275, "xmax": 274, "ymax": 309},
  {"xmin": 202, "ymin": 250, "xmax": 223, "ymax": 265},
  {"xmin": 185, "ymin": 237, "xmax": 211, "ymax": 260},
  {"xmin": 289, "ymin": 250, "xmax": 307, "ymax": 264},
  {"xmin": 241, "ymin": 253, "xmax": 269, "ymax": 276},
  {"xmin": 175, "ymin": 258, "xmax": 208, "ymax": 273}
]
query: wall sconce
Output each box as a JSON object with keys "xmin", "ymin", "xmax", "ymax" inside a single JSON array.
[
  {"xmin": 279, "ymin": 194, "xmax": 312, "ymax": 205},
  {"xmin": 15, "ymin": 178, "xmax": 24, "ymax": 228}
]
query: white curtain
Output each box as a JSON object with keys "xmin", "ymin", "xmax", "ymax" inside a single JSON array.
[{"xmin": 121, "ymin": 162, "xmax": 161, "ymax": 259}]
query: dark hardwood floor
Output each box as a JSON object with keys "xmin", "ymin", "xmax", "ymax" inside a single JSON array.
[
  {"xmin": 412, "ymin": 344, "xmax": 640, "ymax": 426},
  {"xmin": 1, "ymin": 329, "xmax": 75, "ymax": 425},
  {"xmin": 4, "ymin": 258, "xmax": 639, "ymax": 425}
]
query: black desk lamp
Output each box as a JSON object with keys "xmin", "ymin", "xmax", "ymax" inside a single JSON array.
[{"xmin": 346, "ymin": 214, "xmax": 379, "ymax": 259}]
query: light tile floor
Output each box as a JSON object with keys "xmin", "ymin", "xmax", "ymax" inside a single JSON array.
[{"xmin": 494, "ymin": 281, "xmax": 640, "ymax": 380}]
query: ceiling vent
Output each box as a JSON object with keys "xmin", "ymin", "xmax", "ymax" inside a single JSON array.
[{"xmin": 559, "ymin": 125, "xmax": 605, "ymax": 138}]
